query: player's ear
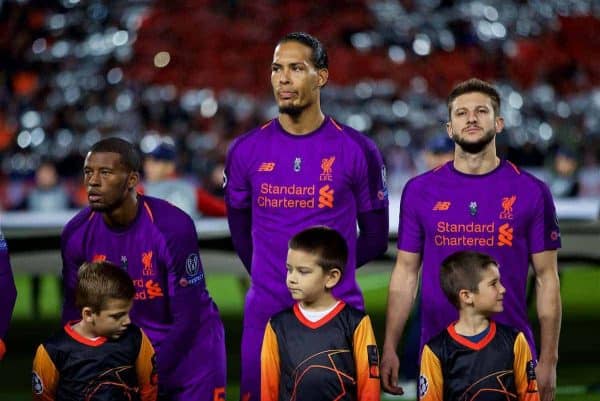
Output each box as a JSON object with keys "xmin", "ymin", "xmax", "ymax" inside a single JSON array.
[
  {"xmin": 82, "ymin": 307, "xmax": 94, "ymax": 322},
  {"xmin": 494, "ymin": 116, "xmax": 504, "ymax": 133},
  {"xmin": 325, "ymin": 268, "xmax": 341, "ymax": 289},
  {"xmin": 458, "ymin": 289, "xmax": 472, "ymax": 306},
  {"xmin": 127, "ymin": 171, "xmax": 140, "ymax": 191},
  {"xmin": 317, "ymin": 68, "xmax": 328, "ymax": 89},
  {"xmin": 446, "ymin": 121, "xmax": 453, "ymax": 138}
]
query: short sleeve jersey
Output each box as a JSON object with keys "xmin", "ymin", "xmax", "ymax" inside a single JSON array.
[{"xmin": 397, "ymin": 161, "xmax": 561, "ymax": 354}]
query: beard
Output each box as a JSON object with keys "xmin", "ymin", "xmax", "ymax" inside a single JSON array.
[
  {"xmin": 278, "ymin": 102, "xmax": 309, "ymax": 118},
  {"xmin": 451, "ymin": 127, "xmax": 496, "ymax": 154}
]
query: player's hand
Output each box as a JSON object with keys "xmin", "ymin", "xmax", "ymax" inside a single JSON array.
[
  {"xmin": 380, "ymin": 348, "xmax": 404, "ymax": 395},
  {"xmin": 0, "ymin": 338, "xmax": 6, "ymax": 360},
  {"xmin": 535, "ymin": 360, "xmax": 557, "ymax": 401}
]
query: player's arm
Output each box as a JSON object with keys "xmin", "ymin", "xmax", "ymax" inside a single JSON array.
[
  {"xmin": 514, "ymin": 332, "xmax": 540, "ymax": 401},
  {"xmin": 353, "ymin": 137, "xmax": 389, "ymax": 268},
  {"xmin": 224, "ymin": 141, "xmax": 253, "ymax": 273},
  {"xmin": 32, "ymin": 344, "xmax": 59, "ymax": 401},
  {"xmin": 60, "ymin": 234, "xmax": 81, "ymax": 324},
  {"xmin": 136, "ymin": 330, "xmax": 158, "ymax": 401},
  {"xmin": 356, "ymin": 208, "xmax": 389, "ymax": 268},
  {"xmin": 260, "ymin": 322, "xmax": 280, "ymax": 401},
  {"xmin": 353, "ymin": 315, "xmax": 381, "ymax": 401},
  {"xmin": 227, "ymin": 207, "xmax": 252, "ymax": 273},
  {"xmin": 419, "ymin": 345, "xmax": 443, "ymax": 401},
  {"xmin": 157, "ymin": 218, "xmax": 212, "ymax": 390},
  {"xmin": 0, "ymin": 236, "xmax": 17, "ymax": 360},
  {"xmin": 381, "ymin": 250, "xmax": 421, "ymax": 395},
  {"xmin": 531, "ymin": 250, "xmax": 561, "ymax": 401}
]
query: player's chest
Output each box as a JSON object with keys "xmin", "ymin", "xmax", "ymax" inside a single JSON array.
[
  {"xmin": 248, "ymin": 148, "xmax": 350, "ymax": 189},
  {"xmin": 82, "ymin": 231, "xmax": 162, "ymax": 278},
  {"xmin": 417, "ymin": 182, "xmax": 531, "ymax": 238}
]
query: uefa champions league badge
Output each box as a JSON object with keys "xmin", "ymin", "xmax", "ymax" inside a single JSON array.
[
  {"xmin": 418, "ymin": 374, "xmax": 429, "ymax": 398},
  {"xmin": 469, "ymin": 201, "xmax": 478, "ymax": 216},
  {"xmin": 32, "ymin": 372, "xmax": 44, "ymax": 394}
]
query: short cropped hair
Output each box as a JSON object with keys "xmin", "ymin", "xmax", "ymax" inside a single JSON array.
[
  {"xmin": 447, "ymin": 78, "xmax": 501, "ymax": 118},
  {"xmin": 75, "ymin": 261, "xmax": 135, "ymax": 313},
  {"xmin": 89, "ymin": 137, "xmax": 141, "ymax": 173},
  {"xmin": 289, "ymin": 226, "xmax": 347, "ymax": 274},
  {"xmin": 278, "ymin": 32, "xmax": 328, "ymax": 69},
  {"xmin": 440, "ymin": 251, "xmax": 499, "ymax": 308}
]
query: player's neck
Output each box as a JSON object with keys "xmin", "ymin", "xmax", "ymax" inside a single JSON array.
[
  {"xmin": 454, "ymin": 310, "xmax": 491, "ymax": 336},
  {"xmin": 278, "ymin": 105, "xmax": 325, "ymax": 135},
  {"xmin": 72, "ymin": 320, "xmax": 102, "ymax": 340},
  {"xmin": 102, "ymin": 193, "xmax": 139, "ymax": 228},
  {"xmin": 453, "ymin": 145, "xmax": 500, "ymax": 175},
  {"xmin": 299, "ymin": 292, "xmax": 338, "ymax": 312}
]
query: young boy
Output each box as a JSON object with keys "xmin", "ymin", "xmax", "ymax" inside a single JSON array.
[
  {"xmin": 33, "ymin": 261, "xmax": 157, "ymax": 401},
  {"xmin": 261, "ymin": 226, "xmax": 381, "ymax": 401},
  {"xmin": 419, "ymin": 251, "xmax": 540, "ymax": 401}
]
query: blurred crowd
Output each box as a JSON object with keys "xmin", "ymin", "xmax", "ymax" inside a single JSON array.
[{"xmin": 0, "ymin": 0, "xmax": 599, "ymax": 214}]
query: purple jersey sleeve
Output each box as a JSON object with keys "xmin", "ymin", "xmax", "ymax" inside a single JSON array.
[
  {"xmin": 224, "ymin": 134, "xmax": 253, "ymax": 210},
  {"xmin": 528, "ymin": 180, "xmax": 561, "ymax": 253},
  {"xmin": 350, "ymin": 129, "xmax": 388, "ymax": 213},
  {"xmin": 154, "ymin": 208, "xmax": 218, "ymax": 389},
  {"xmin": 0, "ymin": 232, "xmax": 17, "ymax": 340},
  {"xmin": 396, "ymin": 177, "xmax": 424, "ymax": 253},
  {"xmin": 60, "ymin": 209, "xmax": 91, "ymax": 323}
]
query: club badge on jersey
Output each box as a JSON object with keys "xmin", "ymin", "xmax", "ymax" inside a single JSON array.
[{"xmin": 294, "ymin": 157, "xmax": 301, "ymax": 172}]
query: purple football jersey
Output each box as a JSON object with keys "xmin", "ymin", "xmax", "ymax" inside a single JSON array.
[
  {"xmin": 0, "ymin": 230, "xmax": 17, "ymax": 341},
  {"xmin": 61, "ymin": 195, "xmax": 224, "ymax": 391},
  {"xmin": 225, "ymin": 117, "xmax": 388, "ymax": 320},
  {"xmin": 397, "ymin": 160, "xmax": 561, "ymax": 357}
]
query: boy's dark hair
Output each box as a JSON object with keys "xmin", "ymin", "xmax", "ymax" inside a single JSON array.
[
  {"xmin": 289, "ymin": 226, "xmax": 347, "ymax": 274},
  {"xmin": 447, "ymin": 78, "xmax": 501, "ymax": 118},
  {"xmin": 440, "ymin": 251, "xmax": 499, "ymax": 308},
  {"xmin": 75, "ymin": 261, "xmax": 135, "ymax": 313},
  {"xmin": 89, "ymin": 137, "xmax": 141, "ymax": 173},
  {"xmin": 278, "ymin": 32, "xmax": 328, "ymax": 69}
]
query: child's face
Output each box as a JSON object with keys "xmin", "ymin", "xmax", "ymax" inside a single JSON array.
[
  {"xmin": 471, "ymin": 265, "xmax": 506, "ymax": 314},
  {"xmin": 90, "ymin": 298, "xmax": 133, "ymax": 339},
  {"xmin": 286, "ymin": 249, "xmax": 339, "ymax": 306}
]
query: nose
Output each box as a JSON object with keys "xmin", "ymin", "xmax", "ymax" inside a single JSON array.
[
  {"xmin": 87, "ymin": 171, "xmax": 100, "ymax": 186},
  {"xmin": 499, "ymin": 282, "xmax": 506, "ymax": 294},
  {"xmin": 287, "ymin": 270, "xmax": 297, "ymax": 284},
  {"xmin": 278, "ymin": 68, "xmax": 291, "ymax": 84},
  {"xmin": 122, "ymin": 314, "xmax": 131, "ymax": 326},
  {"xmin": 466, "ymin": 111, "xmax": 478, "ymax": 123}
]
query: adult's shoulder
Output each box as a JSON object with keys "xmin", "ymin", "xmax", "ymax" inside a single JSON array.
[
  {"xmin": 501, "ymin": 160, "xmax": 553, "ymax": 194},
  {"xmin": 228, "ymin": 120, "xmax": 276, "ymax": 154},
  {"xmin": 139, "ymin": 195, "xmax": 196, "ymax": 235},
  {"xmin": 330, "ymin": 118, "xmax": 379, "ymax": 151},
  {"xmin": 61, "ymin": 207, "xmax": 94, "ymax": 240}
]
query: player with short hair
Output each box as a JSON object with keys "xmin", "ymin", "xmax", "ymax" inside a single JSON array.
[
  {"xmin": 33, "ymin": 261, "xmax": 157, "ymax": 401},
  {"xmin": 61, "ymin": 137, "xmax": 226, "ymax": 401},
  {"xmin": 261, "ymin": 226, "xmax": 380, "ymax": 401},
  {"xmin": 381, "ymin": 78, "xmax": 561, "ymax": 401},
  {"xmin": 225, "ymin": 32, "xmax": 389, "ymax": 401},
  {"xmin": 419, "ymin": 251, "xmax": 539, "ymax": 401}
]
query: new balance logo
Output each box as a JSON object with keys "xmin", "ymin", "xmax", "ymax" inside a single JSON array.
[
  {"xmin": 318, "ymin": 185, "xmax": 334, "ymax": 208},
  {"xmin": 432, "ymin": 201, "xmax": 451, "ymax": 211},
  {"xmin": 258, "ymin": 162, "xmax": 275, "ymax": 172},
  {"xmin": 497, "ymin": 223, "xmax": 513, "ymax": 246}
]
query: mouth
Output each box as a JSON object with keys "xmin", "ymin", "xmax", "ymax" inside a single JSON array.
[
  {"xmin": 278, "ymin": 90, "xmax": 297, "ymax": 100},
  {"xmin": 463, "ymin": 126, "xmax": 482, "ymax": 133},
  {"xmin": 88, "ymin": 194, "xmax": 102, "ymax": 203}
]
